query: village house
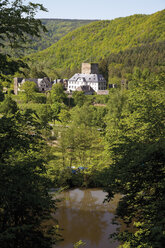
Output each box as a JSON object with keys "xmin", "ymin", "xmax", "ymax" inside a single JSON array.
[
  {"xmin": 68, "ymin": 63, "xmax": 107, "ymax": 94},
  {"xmin": 14, "ymin": 77, "xmax": 53, "ymax": 95},
  {"xmin": 14, "ymin": 63, "xmax": 107, "ymax": 95},
  {"xmin": 14, "ymin": 77, "xmax": 69, "ymax": 95}
]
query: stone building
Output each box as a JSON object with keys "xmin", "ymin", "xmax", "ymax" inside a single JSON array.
[
  {"xmin": 14, "ymin": 77, "xmax": 53, "ymax": 95},
  {"xmin": 68, "ymin": 63, "xmax": 107, "ymax": 93},
  {"xmin": 76, "ymin": 85, "xmax": 95, "ymax": 95},
  {"xmin": 53, "ymin": 78, "xmax": 68, "ymax": 90}
]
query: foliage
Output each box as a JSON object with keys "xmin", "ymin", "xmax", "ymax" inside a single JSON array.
[
  {"xmin": 50, "ymin": 83, "xmax": 67, "ymax": 104},
  {"xmin": 104, "ymin": 72, "xmax": 165, "ymax": 247},
  {"xmin": 0, "ymin": 90, "xmax": 4, "ymax": 102},
  {"xmin": 59, "ymin": 108, "xmax": 71, "ymax": 124},
  {"xmin": 57, "ymin": 124, "xmax": 103, "ymax": 187},
  {"xmin": 29, "ymin": 66, "xmax": 48, "ymax": 78},
  {"xmin": 73, "ymin": 240, "xmax": 86, "ymax": 248},
  {"xmin": 33, "ymin": 93, "xmax": 47, "ymax": 104},
  {"xmin": 0, "ymin": 56, "xmax": 27, "ymax": 81},
  {"xmin": 72, "ymin": 91, "xmax": 86, "ymax": 107},
  {"xmin": 22, "ymin": 19, "xmax": 94, "ymax": 55},
  {"xmin": 47, "ymin": 104, "xmax": 107, "ymax": 188},
  {"xmin": 36, "ymin": 104, "xmax": 52, "ymax": 128},
  {"xmin": 21, "ymin": 81, "xmax": 38, "ymax": 103},
  {"xmin": 27, "ymin": 9, "xmax": 165, "ymax": 77},
  {"xmin": 0, "ymin": 0, "xmax": 47, "ymax": 77},
  {"xmin": 70, "ymin": 104, "xmax": 107, "ymax": 129},
  {"xmin": 0, "ymin": 95, "xmax": 18, "ymax": 115},
  {"xmin": 0, "ymin": 110, "xmax": 58, "ymax": 247},
  {"xmin": 51, "ymin": 102, "xmax": 61, "ymax": 124},
  {"xmin": 85, "ymin": 94, "xmax": 109, "ymax": 104},
  {"xmin": 102, "ymin": 41, "xmax": 165, "ymax": 83}
]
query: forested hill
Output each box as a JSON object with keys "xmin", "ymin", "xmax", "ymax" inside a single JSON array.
[
  {"xmin": 27, "ymin": 9, "xmax": 165, "ymax": 78},
  {"xmin": 27, "ymin": 19, "xmax": 96, "ymax": 54}
]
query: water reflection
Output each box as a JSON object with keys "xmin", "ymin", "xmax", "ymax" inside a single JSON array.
[{"xmin": 54, "ymin": 188, "xmax": 119, "ymax": 248}]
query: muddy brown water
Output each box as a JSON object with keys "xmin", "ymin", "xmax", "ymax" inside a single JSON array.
[{"xmin": 53, "ymin": 188, "xmax": 120, "ymax": 248}]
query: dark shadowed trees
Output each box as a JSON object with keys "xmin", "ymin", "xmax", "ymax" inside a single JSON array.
[
  {"xmin": 0, "ymin": 109, "xmax": 58, "ymax": 248},
  {"xmin": 0, "ymin": 95, "xmax": 18, "ymax": 114}
]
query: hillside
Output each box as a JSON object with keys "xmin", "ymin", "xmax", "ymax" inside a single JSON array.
[
  {"xmin": 99, "ymin": 41, "xmax": 165, "ymax": 82},
  {"xmin": 26, "ymin": 9, "xmax": 165, "ymax": 78},
  {"xmin": 0, "ymin": 19, "xmax": 95, "ymax": 56},
  {"xmin": 28, "ymin": 19, "xmax": 96, "ymax": 54}
]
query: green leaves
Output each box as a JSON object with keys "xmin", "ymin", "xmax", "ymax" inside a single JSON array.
[
  {"xmin": 21, "ymin": 80, "xmax": 38, "ymax": 103},
  {"xmin": 0, "ymin": 0, "xmax": 47, "ymax": 48},
  {"xmin": 105, "ymin": 73, "xmax": 165, "ymax": 247},
  {"xmin": 50, "ymin": 83, "xmax": 67, "ymax": 104},
  {"xmin": 0, "ymin": 110, "xmax": 57, "ymax": 247},
  {"xmin": 73, "ymin": 240, "xmax": 86, "ymax": 248},
  {"xmin": 27, "ymin": 10, "xmax": 165, "ymax": 78},
  {"xmin": 72, "ymin": 91, "xmax": 86, "ymax": 107},
  {"xmin": 0, "ymin": 95, "xmax": 17, "ymax": 115},
  {"xmin": 0, "ymin": 0, "xmax": 47, "ymax": 76}
]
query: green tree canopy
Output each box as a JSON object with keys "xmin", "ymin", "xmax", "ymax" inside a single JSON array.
[
  {"xmin": 104, "ymin": 73, "xmax": 165, "ymax": 247},
  {"xmin": 51, "ymin": 102, "xmax": 61, "ymax": 124},
  {"xmin": 0, "ymin": 95, "xmax": 18, "ymax": 115},
  {"xmin": 70, "ymin": 104, "xmax": 107, "ymax": 129},
  {"xmin": 72, "ymin": 91, "xmax": 86, "ymax": 107},
  {"xmin": 21, "ymin": 81, "xmax": 38, "ymax": 103},
  {"xmin": 37, "ymin": 104, "xmax": 52, "ymax": 128},
  {"xmin": 0, "ymin": 0, "xmax": 47, "ymax": 77},
  {"xmin": 0, "ymin": 82, "xmax": 4, "ymax": 101},
  {"xmin": 59, "ymin": 108, "xmax": 71, "ymax": 124},
  {"xmin": 0, "ymin": 110, "xmax": 58, "ymax": 247},
  {"xmin": 50, "ymin": 83, "xmax": 67, "ymax": 104},
  {"xmin": 27, "ymin": 9, "xmax": 165, "ymax": 77}
]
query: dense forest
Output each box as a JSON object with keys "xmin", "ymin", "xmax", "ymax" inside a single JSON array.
[
  {"xmin": 1, "ymin": 67, "xmax": 165, "ymax": 248},
  {"xmin": 0, "ymin": 1, "xmax": 165, "ymax": 248},
  {"xmin": 0, "ymin": 19, "xmax": 94, "ymax": 56},
  {"xmin": 36, "ymin": 19, "xmax": 96, "ymax": 53},
  {"xmin": 24, "ymin": 19, "xmax": 95, "ymax": 55},
  {"xmin": 23, "ymin": 9, "xmax": 165, "ymax": 79},
  {"xmin": 99, "ymin": 41, "xmax": 165, "ymax": 84}
]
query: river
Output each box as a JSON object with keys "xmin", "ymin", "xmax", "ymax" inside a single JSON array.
[{"xmin": 53, "ymin": 188, "xmax": 120, "ymax": 248}]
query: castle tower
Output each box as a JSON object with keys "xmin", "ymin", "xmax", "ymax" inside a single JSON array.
[
  {"xmin": 81, "ymin": 63, "xmax": 99, "ymax": 74},
  {"xmin": 14, "ymin": 77, "xmax": 18, "ymax": 95},
  {"xmin": 14, "ymin": 77, "xmax": 23, "ymax": 95}
]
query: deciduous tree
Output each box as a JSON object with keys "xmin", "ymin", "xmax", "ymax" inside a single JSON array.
[
  {"xmin": 104, "ymin": 73, "xmax": 165, "ymax": 247},
  {"xmin": 0, "ymin": 95, "xmax": 18, "ymax": 114},
  {"xmin": 50, "ymin": 83, "xmax": 67, "ymax": 104},
  {"xmin": 0, "ymin": 110, "xmax": 58, "ymax": 248},
  {"xmin": 72, "ymin": 91, "xmax": 85, "ymax": 107},
  {"xmin": 0, "ymin": 0, "xmax": 47, "ymax": 77},
  {"xmin": 21, "ymin": 80, "xmax": 38, "ymax": 103}
]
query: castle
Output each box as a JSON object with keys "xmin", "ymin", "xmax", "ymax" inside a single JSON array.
[
  {"xmin": 14, "ymin": 63, "xmax": 107, "ymax": 95},
  {"xmin": 68, "ymin": 63, "xmax": 107, "ymax": 94}
]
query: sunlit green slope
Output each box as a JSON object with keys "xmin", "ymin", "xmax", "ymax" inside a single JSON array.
[
  {"xmin": 28, "ymin": 9, "xmax": 165, "ymax": 75},
  {"xmin": 29, "ymin": 19, "xmax": 96, "ymax": 53}
]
